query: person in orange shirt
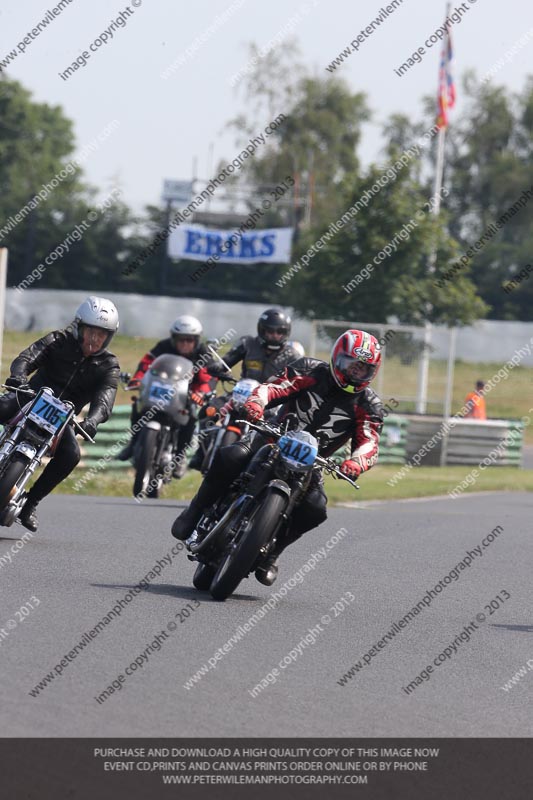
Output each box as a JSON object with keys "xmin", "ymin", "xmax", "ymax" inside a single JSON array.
[{"xmin": 464, "ymin": 380, "xmax": 487, "ymax": 420}]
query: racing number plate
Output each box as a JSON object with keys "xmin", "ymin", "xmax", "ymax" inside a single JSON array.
[
  {"xmin": 28, "ymin": 394, "xmax": 70, "ymax": 435},
  {"xmin": 278, "ymin": 433, "xmax": 318, "ymax": 469},
  {"xmin": 148, "ymin": 381, "xmax": 173, "ymax": 403}
]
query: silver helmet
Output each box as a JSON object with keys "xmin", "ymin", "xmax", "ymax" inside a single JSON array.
[
  {"xmin": 170, "ymin": 315, "xmax": 203, "ymax": 348},
  {"xmin": 288, "ymin": 341, "xmax": 305, "ymax": 358},
  {"xmin": 73, "ymin": 296, "xmax": 119, "ymax": 354}
]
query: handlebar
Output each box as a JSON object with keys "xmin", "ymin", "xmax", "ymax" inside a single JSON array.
[
  {"xmin": 1, "ymin": 382, "xmax": 34, "ymax": 396},
  {"xmin": 119, "ymin": 372, "xmax": 140, "ymax": 391},
  {"xmin": 235, "ymin": 418, "xmax": 359, "ymax": 489},
  {"xmin": 71, "ymin": 417, "xmax": 95, "ymax": 444},
  {"xmin": 207, "ymin": 344, "xmax": 232, "ymax": 376},
  {"xmin": 0, "ymin": 384, "xmax": 95, "ymax": 443},
  {"xmin": 315, "ymin": 454, "xmax": 360, "ymax": 488}
]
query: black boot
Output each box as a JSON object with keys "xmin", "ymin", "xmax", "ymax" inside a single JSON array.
[
  {"xmin": 19, "ymin": 493, "xmax": 40, "ymax": 532},
  {"xmin": 172, "ymin": 451, "xmax": 188, "ymax": 479},
  {"xmin": 188, "ymin": 446, "xmax": 204, "ymax": 472},
  {"xmin": 171, "ymin": 501, "xmax": 203, "ymax": 541},
  {"xmin": 255, "ymin": 527, "xmax": 303, "ymax": 586},
  {"xmin": 117, "ymin": 438, "xmax": 133, "ymax": 461},
  {"xmin": 171, "ymin": 478, "xmax": 221, "ymax": 541},
  {"xmin": 255, "ymin": 554, "xmax": 279, "ymax": 586}
]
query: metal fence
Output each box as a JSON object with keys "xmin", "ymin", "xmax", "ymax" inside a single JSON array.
[{"xmin": 78, "ymin": 406, "xmax": 411, "ymax": 469}]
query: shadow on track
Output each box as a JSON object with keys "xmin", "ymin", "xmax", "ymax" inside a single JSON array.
[{"xmin": 91, "ymin": 580, "xmax": 258, "ymax": 602}]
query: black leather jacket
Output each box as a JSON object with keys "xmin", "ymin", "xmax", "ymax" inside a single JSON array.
[
  {"xmin": 10, "ymin": 329, "xmax": 120, "ymax": 428},
  {"xmin": 224, "ymin": 336, "xmax": 300, "ymax": 382}
]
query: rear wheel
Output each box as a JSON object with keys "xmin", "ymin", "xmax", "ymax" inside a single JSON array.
[
  {"xmin": 210, "ymin": 489, "xmax": 287, "ymax": 601},
  {"xmin": 192, "ymin": 562, "xmax": 217, "ymax": 591},
  {"xmin": 133, "ymin": 428, "xmax": 160, "ymax": 498},
  {"xmin": 0, "ymin": 455, "xmax": 30, "ymax": 509}
]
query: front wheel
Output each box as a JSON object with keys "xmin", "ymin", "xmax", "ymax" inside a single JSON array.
[
  {"xmin": 210, "ymin": 488, "xmax": 288, "ymax": 601},
  {"xmin": 192, "ymin": 562, "xmax": 217, "ymax": 591},
  {"xmin": 133, "ymin": 427, "xmax": 160, "ymax": 498},
  {"xmin": 0, "ymin": 455, "xmax": 30, "ymax": 510}
]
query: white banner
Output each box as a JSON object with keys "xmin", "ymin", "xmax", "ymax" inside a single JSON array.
[{"xmin": 167, "ymin": 224, "xmax": 294, "ymax": 264}]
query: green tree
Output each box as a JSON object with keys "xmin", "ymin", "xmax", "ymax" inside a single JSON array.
[
  {"xmin": 424, "ymin": 73, "xmax": 533, "ymax": 320},
  {"xmin": 228, "ymin": 42, "xmax": 371, "ymax": 232},
  {"xmin": 0, "ymin": 75, "xmax": 140, "ymax": 293},
  {"xmin": 281, "ymin": 163, "xmax": 487, "ymax": 325},
  {"xmin": 0, "ymin": 76, "xmax": 83, "ymax": 282}
]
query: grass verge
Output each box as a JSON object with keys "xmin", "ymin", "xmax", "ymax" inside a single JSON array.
[{"xmin": 60, "ymin": 464, "xmax": 532, "ymax": 505}]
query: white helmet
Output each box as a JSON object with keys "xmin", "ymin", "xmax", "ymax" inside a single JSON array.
[
  {"xmin": 73, "ymin": 296, "xmax": 119, "ymax": 353},
  {"xmin": 170, "ymin": 315, "xmax": 203, "ymax": 348}
]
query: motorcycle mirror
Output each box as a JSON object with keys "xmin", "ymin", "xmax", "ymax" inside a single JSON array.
[
  {"xmin": 206, "ymin": 338, "xmax": 220, "ymax": 350},
  {"xmin": 282, "ymin": 412, "xmax": 299, "ymax": 432},
  {"xmin": 316, "ymin": 431, "xmax": 329, "ymax": 449}
]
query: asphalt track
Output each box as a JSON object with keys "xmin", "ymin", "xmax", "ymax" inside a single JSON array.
[{"xmin": 1, "ymin": 491, "xmax": 532, "ymax": 737}]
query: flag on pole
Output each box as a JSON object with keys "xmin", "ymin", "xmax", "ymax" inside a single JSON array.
[{"xmin": 436, "ymin": 21, "xmax": 456, "ymax": 129}]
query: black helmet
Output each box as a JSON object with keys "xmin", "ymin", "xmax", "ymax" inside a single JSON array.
[{"xmin": 257, "ymin": 308, "xmax": 291, "ymax": 351}]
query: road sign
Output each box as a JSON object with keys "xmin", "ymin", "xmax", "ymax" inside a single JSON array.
[{"xmin": 162, "ymin": 180, "xmax": 194, "ymax": 205}]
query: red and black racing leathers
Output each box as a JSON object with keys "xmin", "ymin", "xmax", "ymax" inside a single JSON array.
[
  {"xmin": 173, "ymin": 358, "xmax": 384, "ymax": 547},
  {"xmin": 131, "ymin": 338, "xmax": 225, "ymax": 393},
  {"xmin": 249, "ymin": 357, "xmax": 384, "ymax": 471}
]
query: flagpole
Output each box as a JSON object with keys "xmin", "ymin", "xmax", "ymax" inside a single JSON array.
[
  {"xmin": 432, "ymin": 127, "xmax": 446, "ymax": 219},
  {"xmin": 432, "ymin": 0, "xmax": 452, "ymax": 221},
  {"xmin": 416, "ymin": 1, "xmax": 451, "ymax": 415}
]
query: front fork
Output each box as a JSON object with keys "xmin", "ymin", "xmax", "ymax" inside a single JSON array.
[
  {"xmin": 0, "ymin": 422, "xmax": 24, "ymax": 467},
  {"xmin": 9, "ymin": 446, "xmax": 47, "ymax": 505},
  {"xmin": 0, "ymin": 439, "xmax": 50, "ymax": 517},
  {"xmin": 257, "ymin": 470, "xmax": 312, "ymax": 561}
]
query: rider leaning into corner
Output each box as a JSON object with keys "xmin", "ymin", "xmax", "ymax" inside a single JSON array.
[
  {"xmin": 172, "ymin": 329, "xmax": 384, "ymax": 586},
  {"xmin": 118, "ymin": 315, "xmax": 232, "ymax": 477},
  {"xmin": 0, "ymin": 296, "xmax": 120, "ymax": 531}
]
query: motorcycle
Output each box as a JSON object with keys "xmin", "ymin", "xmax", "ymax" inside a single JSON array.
[
  {"xmin": 122, "ymin": 354, "xmax": 199, "ymax": 499},
  {"xmin": 0, "ymin": 384, "xmax": 94, "ymax": 527},
  {"xmin": 198, "ymin": 378, "xmax": 258, "ymax": 475},
  {"xmin": 184, "ymin": 416, "xmax": 359, "ymax": 601}
]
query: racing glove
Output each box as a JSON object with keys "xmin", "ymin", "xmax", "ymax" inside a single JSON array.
[
  {"xmin": 79, "ymin": 419, "xmax": 97, "ymax": 439},
  {"xmin": 243, "ymin": 400, "xmax": 264, "ymax": 422},
  {"xmin": 340, "ymin": 460, "xmax": 363, "ymax": 479},
  {"xmin": 5, "ymin": 375, "xmax": 27, "ymax": 389}
]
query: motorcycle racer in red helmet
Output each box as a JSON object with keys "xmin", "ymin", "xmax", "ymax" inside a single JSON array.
[
  {"xmin": 330, "ymin": 328, "xmax": 382, "ymax": 394},
  {"xmin": 172, "ymin": 329, "xmax": 384, "ymax": 585}
]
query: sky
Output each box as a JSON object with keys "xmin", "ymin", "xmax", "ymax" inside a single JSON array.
[{"xmin": 2, "ymin": 0, "xmax": 533, "ymax": 212}]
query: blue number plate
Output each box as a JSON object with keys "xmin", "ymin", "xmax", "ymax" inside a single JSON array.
[
  {"xmin": 232, "ymin": 379, "xmax": 259, "ymax": 408},
  {"xmin": 29, "ymin": 394, "xmax": 70, "ymax": 434},
  {"xmin": 148, "ymin": 381, "xmax": 173, "ymax": 403},
  {"xmin": 278, "ymin": 432, "xmax": 318, "ymax": 469}
]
